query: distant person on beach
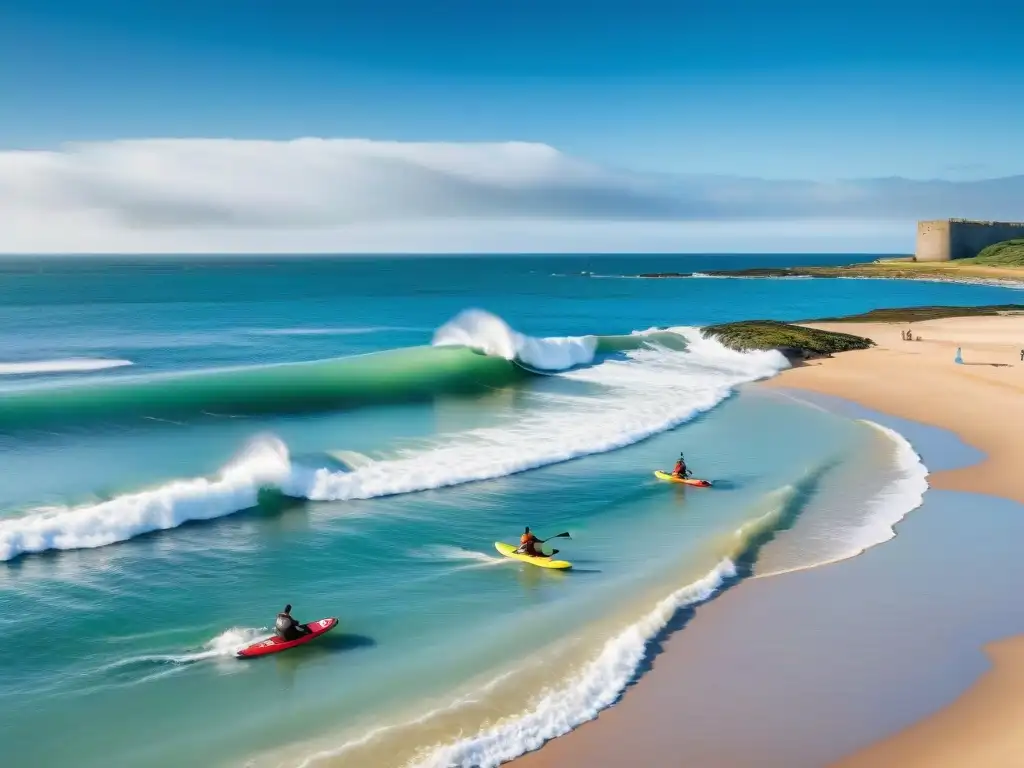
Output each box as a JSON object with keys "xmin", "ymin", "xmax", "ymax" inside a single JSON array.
[{"xmin": 1020, "ymin": 348, "xmax": 1023, "ymax": 362}]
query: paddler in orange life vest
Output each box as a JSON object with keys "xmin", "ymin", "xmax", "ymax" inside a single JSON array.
[
  {"xmin": 518, "ymin": 527, "xmax": 542, "ymax": 557},
  {"xmin": 672, "ymin": 453, "xmax": 691, "ymax": 479}
]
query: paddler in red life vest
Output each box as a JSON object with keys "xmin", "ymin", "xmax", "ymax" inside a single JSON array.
[
  {"xmin": 517, "ymin": 527, "xmax": 542, "ymax": 557},
  {"xmin": 672, "ymin": 453, "xmax": 691, "ymax": 479}
]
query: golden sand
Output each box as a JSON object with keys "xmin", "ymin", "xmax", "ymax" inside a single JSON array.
[{"xmin": 516, "ymin": 314, "xmax": 1024, "ymax": 768}]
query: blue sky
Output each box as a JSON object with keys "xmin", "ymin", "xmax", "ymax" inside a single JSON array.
[{"xmin": 3, "ymin": 1, "xmax": 1023, "ymax": 180}]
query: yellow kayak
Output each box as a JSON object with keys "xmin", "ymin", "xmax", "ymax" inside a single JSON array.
[
  {"xmin": 653, "ymin": 470, "xmax": 712, "ymax": 487},
  {"xmin": 494, "ymin": 542, "xmax": 572, "ymax": 570}
]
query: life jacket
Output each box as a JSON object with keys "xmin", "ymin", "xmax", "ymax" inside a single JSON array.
[
  {"xmin": 275, "ymin": 613, "xmax": 295, "ymax": 633},
  {"xmin": 520, "ymin": 533, "xmax": 537, "ymax": 550},
  {"xmin": 674, "ymin": 461, "xmax": 685, "ymax": 474}
]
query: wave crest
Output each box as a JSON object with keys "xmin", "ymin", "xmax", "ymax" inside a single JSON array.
[
  {"xmin": 0, "ymin": 436, "xmax": 292, "ymax": 561},
  {"xmin": 0, "ymin": 327, "xmax": 789, "ymax": 560},
  {"xmin": 432, "ymin": 309, "xmax": 596, "ymax": 372}
]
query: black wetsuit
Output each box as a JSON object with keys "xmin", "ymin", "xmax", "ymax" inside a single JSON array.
[{"xmin": 275, "ymin": 613, "xmax": 309, "ymax": 641}]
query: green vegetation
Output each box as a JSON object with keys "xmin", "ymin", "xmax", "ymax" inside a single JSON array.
[
  {"xmin": 636, "ymin": 244, "xmax": 1024, "ymax": 283},
  {"xmin": 805, "ymin": 304, "xmax": 1024, "ymax": 323},
  {"xmin": 701, "ymin": 320, "xmax": 874, "ymax": 357},
  {"xmin": 963, "ymin": 239, "xmax": 1024, "ymax": 266}
]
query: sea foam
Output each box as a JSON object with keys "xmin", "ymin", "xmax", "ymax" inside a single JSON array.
[
  {"xmin": 846, "ymin": 420, "xmax": 929, "ymax": 554},
  {"xmin": 0, "ymin": 317, "xmax": 788, "ymax": 561},
  {"xmin": 432, "ymin": 309, "xmax": 597, "ymax": 371}
]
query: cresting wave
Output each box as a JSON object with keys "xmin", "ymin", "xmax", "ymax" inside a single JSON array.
[
  {"xmin": 0, "ymin": 310, "xmax": 644, "ymax": 430},
  {"xmin": 0, "ymin": 438, "xmax": 296, "ymax": 560},
  {"xmin": 0, "ymin": 325, "xmax": 788, "ymax": 560},
  {"xmin": 432, "ymin": 309, "xmax": 597, "ymax": 371},
  {"xmin": 0, "ymin": 346, "xmax": 522, "ymax": 430}
]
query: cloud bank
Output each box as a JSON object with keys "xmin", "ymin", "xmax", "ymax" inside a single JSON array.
[{"xmin": 1, "ymin": 138, "xmax": 1022, "ymax": 253}]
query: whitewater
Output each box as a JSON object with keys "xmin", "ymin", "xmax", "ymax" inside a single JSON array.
[
  {"xmin": 283, "ymin": 439, "xmax": 933, "ymax": 768},
  {"xmin": 10, "ymin": 254, "xmax": 1014, "ymax": 768},
  {"xmin": 0, "ymin": 310, "xmax": 788, "ymax": 560}
]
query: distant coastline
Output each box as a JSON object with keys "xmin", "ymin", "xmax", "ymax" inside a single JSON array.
[{"xmin": 630, "ymin": 259, "xmax": 1024, "ymax": 285}]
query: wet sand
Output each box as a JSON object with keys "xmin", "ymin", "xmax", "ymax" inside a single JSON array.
[{"xmin": 514, "ymin": 314, "xmax": 1024, "ymax": 767}]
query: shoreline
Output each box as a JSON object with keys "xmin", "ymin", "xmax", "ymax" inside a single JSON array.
[{"xmin": 513, "ymin": 313, "xmax": 1024, "ymax": 767}]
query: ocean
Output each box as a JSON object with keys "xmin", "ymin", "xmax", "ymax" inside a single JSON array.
[{"xmin": 0, "ymin": 254, "xmax": 1019, "ymax": 767}]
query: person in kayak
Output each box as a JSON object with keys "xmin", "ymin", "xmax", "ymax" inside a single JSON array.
[
  {"xmin": 275, "ymin": 604, "xmax": 312, "ymax": 641},
  {"xmin": 517, "ymin": 527, "xmax": 543, "ymax": 557},
  {"xmin": 672, "ymin": 453, "xmax": 691, "ymax": 479}
]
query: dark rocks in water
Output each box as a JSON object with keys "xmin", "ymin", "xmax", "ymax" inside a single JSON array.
[{"xmin": 700, "ymin": 320, "xmax": 874, "ymax": 358}]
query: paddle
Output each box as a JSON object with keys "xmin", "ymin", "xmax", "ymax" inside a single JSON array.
[{"xmin": 515, "ymin": 531, "xmax": 571, "ymax": 555}]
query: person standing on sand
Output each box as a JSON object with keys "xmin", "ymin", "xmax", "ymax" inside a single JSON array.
[{"xmin": 1020, "ymin": 348, "xmax": 1023, "ymax": 362}]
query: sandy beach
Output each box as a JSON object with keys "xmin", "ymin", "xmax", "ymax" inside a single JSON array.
[
  {"xmin": 515, "ymin": 312, "xmax": 1024, "ymax": 767},
  {"xmin": 770, "ymin": 315, "xmax": 1024, "ymax": 505}
]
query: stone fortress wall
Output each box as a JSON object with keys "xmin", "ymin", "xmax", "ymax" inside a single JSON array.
[{"xmin": 915, "ymin": 219, "xmax": 1024, "ymax": 262}]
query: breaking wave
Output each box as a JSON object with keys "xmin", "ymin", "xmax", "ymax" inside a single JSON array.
[
  {"xmin": 0, "ymin": 324, "xmax": 788, "ymax": 561},
  {"xmin": 432, "ymin": 309, "xmax": 597, "ymax": 371},
  {"xmin": 0, "ymin": 311, "xmax": 699, "ymax": 431}
]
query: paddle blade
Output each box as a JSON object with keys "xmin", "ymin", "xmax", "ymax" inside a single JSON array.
[{"xmin": 550, "ymin": 531, "xmax": 571, "ymax": 540}]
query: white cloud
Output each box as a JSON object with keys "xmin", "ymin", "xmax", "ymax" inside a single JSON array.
[{"xmin": 0, "ymin": 138, "xmax": 1020, "ymax": 253}]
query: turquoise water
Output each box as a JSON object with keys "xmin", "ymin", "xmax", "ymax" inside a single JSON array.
[{"xmin": 0, "ymin": 255, "xmax": 1019, "ymax": 767}]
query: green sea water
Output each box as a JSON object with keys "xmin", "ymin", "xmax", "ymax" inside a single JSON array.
[{"xmin": 0, "ymin": 255, "xmax": 1018, "ymax": 767}]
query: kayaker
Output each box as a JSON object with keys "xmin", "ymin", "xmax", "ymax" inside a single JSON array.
[
  {"xmin": 672, "ymin": 453, "xmax": 691, "ymax": 478},
  {"xmin": 275, "ymin": 604, "xmax": 311, "ymax": 641},
  {"xmin": 518, "ymin": 527, "xmax": 542, "ymax": 557}
]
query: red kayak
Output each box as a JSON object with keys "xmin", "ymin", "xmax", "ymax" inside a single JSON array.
[{"xmin": 235, "ymin": 617, "xmax": 338, "ymax": 658}]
